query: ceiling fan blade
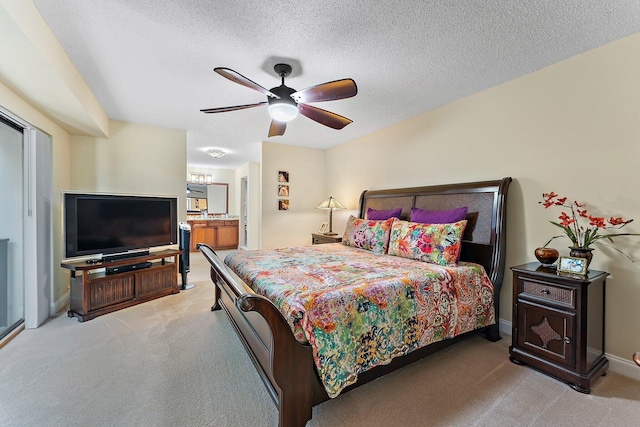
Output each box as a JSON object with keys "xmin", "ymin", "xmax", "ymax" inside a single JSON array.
[
  {"xmin": 268, "ymin": 120, "xmax": 287, "ymax": 137},
  {"xmin": 214, "ymin": 67, "xmax": 279, "ymax": 98},
  {"xmin": 200, "ymin": 101, "xmax": 267, "ymax": 113},
  {"xmin": 298, "ymin": 103, "xmax": 353, "ymax": 130},
  {"xmin": 291, "ymin": 78, "xmax": 357, "ymax": 103}
]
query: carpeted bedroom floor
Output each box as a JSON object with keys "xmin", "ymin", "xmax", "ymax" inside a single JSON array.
[{"xmin": 1, "ymin": 251, "xmax": 639, "ymax": 426}]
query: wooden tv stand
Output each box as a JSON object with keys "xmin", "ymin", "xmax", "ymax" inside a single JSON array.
[{"xmin": 61, "ymin": 249, "xmax": 181, "ymax": 322}]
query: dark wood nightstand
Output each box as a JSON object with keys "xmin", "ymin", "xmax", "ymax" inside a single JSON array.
[
  {"xmin": 509, "ymin": 262, "xmax": 609, "ymax": 393},
  {"xmin": 311, "ymin": 233, "xmax": 342, "ymax": 245}
]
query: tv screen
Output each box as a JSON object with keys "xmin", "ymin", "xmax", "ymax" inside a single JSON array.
[{"xmin": 63, "ymin": 192, "xmax": 178, "ymax": 259}]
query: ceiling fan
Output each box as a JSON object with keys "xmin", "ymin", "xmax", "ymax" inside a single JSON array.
[{"xmin": 200, "ymin": 63, "xmax": 357, "ymax": 137}]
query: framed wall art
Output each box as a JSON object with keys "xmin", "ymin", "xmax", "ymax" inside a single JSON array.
[
  {"xmin": 278, "ymin": 171, "xmax": 289, "ymax": 183},
  {"xmin": 278, "ymin": 185, "xmax": 289, "ymax": 197}
]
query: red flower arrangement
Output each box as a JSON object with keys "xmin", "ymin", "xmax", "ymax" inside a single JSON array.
[{"xmin": 540, "ymin": 192, "xmax": 639, "ymax": 261}]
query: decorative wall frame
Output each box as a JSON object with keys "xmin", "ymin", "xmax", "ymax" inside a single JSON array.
[{"xmin": 557, "ymin": 256, "xmax": 588, "ymax": 276}]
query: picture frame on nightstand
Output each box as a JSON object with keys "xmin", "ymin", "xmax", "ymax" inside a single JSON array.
[
  {"xmin": 557, "ymin": 256, "xmax": 588, "ymax": 276},
  {"xmin": 318, "ymin": 222, "xmax": 328, "ymax": 233}
]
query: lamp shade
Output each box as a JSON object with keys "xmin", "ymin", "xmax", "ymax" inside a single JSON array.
[{"xmin": 316, "ymin": 196, "xmax": 347, "ymax": 210}]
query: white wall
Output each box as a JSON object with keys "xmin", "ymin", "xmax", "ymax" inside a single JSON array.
[
  {"xmin": 324, "ymin": 32, "xmax": 640, "ymax": 362},
  {"xmin": 260, "ymin": 142, "xmax": 328, "ymax": 249}
]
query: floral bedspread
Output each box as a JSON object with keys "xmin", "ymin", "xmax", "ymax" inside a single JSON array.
[{"xmin": 224, "ymin": 243, "xmax": 495, "ymax": 398}]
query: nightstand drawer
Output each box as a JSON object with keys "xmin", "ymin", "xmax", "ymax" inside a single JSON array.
[
  {"xmin": 521, "ymin": 279, "xmax": 575, "ymax": 308},
  {"xmin": 311, "ymin": 233, "xmax": 342, "ymax": 245}
]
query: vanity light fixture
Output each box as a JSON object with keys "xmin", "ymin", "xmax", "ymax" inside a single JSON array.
[{"xmin": 188, "ymin": 173, "xmax": 214, "ymax": 184}]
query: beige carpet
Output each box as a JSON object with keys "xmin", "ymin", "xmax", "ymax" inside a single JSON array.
[{"xmin": 1, "ymin": 251, "xmax": 639, "ymax": 427}]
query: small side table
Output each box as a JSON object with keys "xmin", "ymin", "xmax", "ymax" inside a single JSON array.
[
  {"xmin": 311, "ymin": 233, "xmax": 342, "ymax": 245},
  {"xmin": 509, "ymin": 262, "xmax": 609, "ymax": 393}
]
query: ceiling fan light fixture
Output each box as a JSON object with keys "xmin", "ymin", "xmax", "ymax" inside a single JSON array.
[
  {"xmin": 268, "ymin": 100, "xmax": 299, "ymax": 122},
  {"xmin": 207, "ymin": 148, "xmax": 226, "ymax": 158}
]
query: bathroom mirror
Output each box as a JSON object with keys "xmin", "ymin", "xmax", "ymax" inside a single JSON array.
[{"xmin": 186, "ymin": 183, "xmax": 228, "ymax": 214}]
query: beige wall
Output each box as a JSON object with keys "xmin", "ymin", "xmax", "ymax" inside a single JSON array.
[
  {"xmin": 70, "ymin": 120, "xmax": 187, "ymax": 218},
  {"xmin": 261, "ymin": 142, "xmax": 329, "ymax": 249},
  {"xmin": 324, "ymin": 33, "xmax": 640, "ymax": 362}
]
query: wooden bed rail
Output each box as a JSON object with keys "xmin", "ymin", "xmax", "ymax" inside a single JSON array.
[
  {"xmin": 196, "ymin": 243, "xmax": 316, "ymax": 427},
  {"xmin": 197, "ymin": 243, "xmax": 248, "ymax": 299}
]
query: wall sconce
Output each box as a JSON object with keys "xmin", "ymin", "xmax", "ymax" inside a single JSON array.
[{"xmin": 316, "ymin": 196, "xmax": 346, "ymax": 235}]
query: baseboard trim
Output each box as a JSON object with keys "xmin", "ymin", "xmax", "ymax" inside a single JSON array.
[
  {"xmin": 52, "ymin": 290, "xmax": 70, "ymax": 315},
  {"xmin": 0, "ymin": 322, "xmax": 25, "ymax": 349},
  {"xmin": 497, "ymin": 318, "xmax": 640, "ymax": 382},
  {"xmin": 605, "ymin": 353, "xmax": 640, "ymax": 382},
  {"xmin": 499, "ymin": 317, "xmax": 511, "ymax": 337}
]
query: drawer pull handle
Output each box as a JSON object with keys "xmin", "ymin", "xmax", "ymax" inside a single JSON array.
[
  {"xmin": 564, "ymin": 337, "xmax": 571, "ymax": 344},
  {"xmin": 541, "ymin": 289, "xmax": 550, "ymax": 294}
]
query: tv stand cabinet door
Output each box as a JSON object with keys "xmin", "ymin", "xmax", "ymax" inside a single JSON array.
[
  {"xmin": 135, "ymin": 264, "xmax": 178, "ymax": 299},
  {"xmin": 69, "ymin": 274, "xmax": 135, "ymax": 316},
  {"xmin": 91, "ymin": 276, "xmax": 135, "ymax": 310}
]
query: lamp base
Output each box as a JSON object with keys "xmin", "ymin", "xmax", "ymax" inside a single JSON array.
[{"xmin": 323, "ymin": 232, "xmax": 338, "ymax": 236}]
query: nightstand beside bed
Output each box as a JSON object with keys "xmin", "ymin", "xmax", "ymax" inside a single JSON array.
[{"xmin": 509, "ymin": 262, "xmax": 609, "ymax": 393}]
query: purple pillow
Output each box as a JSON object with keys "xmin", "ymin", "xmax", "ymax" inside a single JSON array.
[
  {"xmin": 410, "ymin": 206, "xmax": 468, "ymax": 224},
  {"xmin": 366, "ymin": 207, "xmax": 402, "ymax": 220}
]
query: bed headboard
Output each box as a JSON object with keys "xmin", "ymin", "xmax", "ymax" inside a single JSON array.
[{"xmin": 358, "ymin": 177, "xmax": 512, "ymax": 291}]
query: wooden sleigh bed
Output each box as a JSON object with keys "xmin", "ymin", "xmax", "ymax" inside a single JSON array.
[{"xmin": 198, "ymin": 177, "xmax": 511, "ymax": 427}]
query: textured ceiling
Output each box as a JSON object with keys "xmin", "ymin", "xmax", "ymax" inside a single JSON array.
[{"xmin": 31, "ymin": 0, "xmax": 640, "ymax": 169}]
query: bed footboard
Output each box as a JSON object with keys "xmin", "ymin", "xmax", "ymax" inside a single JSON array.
[{"xmin": 198, "ymin": 244, "xmax": 317, "ymax": 427}]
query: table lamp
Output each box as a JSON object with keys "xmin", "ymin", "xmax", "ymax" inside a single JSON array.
[{"xmin": 316, "ymin": 196, "xmax": 346, "ymax": 235}]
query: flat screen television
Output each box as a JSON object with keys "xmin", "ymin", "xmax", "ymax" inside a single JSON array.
[{"xmin": 63, "ymin": 192, "xmax": 178, "ymax": 260}]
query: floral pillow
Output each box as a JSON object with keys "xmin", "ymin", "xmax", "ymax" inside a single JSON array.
[
  {"xmin": 342, "ymin": 216, "xmax": 395, "ymax": 254},
  {"xmin": 387, "ymin": 219, "xmax": 467, "ymax": 266}
]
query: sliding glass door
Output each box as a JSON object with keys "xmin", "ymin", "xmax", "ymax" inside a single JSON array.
[{"xmin": 0, "ymin": 116, "xmax": 24, "ymax": 340}]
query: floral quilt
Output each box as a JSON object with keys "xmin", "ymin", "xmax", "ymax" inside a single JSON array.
[{"xmin": 224, "ymin": 243, "xmax": 495, "ymax": 398}]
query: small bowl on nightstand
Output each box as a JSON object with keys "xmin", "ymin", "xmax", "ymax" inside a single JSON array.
[{"xmin": 534, "ymin": 247, "xmax": 559, "ymax": 266}]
